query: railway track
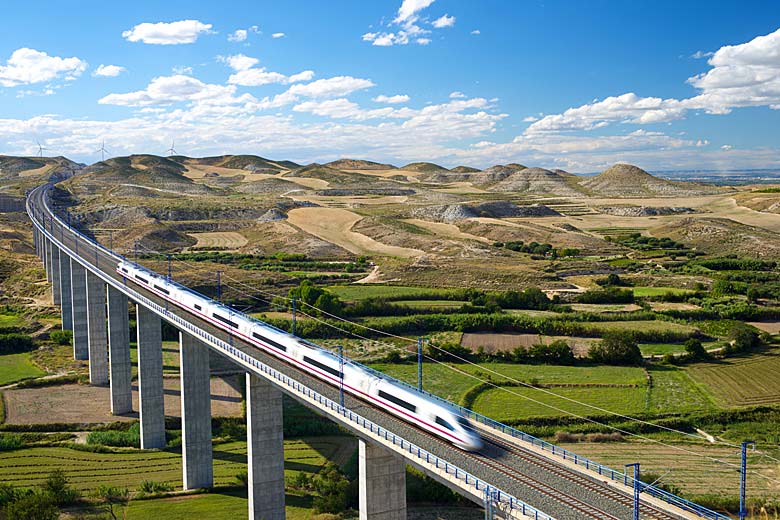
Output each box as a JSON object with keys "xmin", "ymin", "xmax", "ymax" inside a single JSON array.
[{"xmin": 479, "ymin": 430, "xmax": 683, "ymax": 520}]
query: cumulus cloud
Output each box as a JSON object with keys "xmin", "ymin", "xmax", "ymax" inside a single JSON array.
[
  {"xmin": 272, "ymin": 32, "xmax": 286, "ymax": 39},
  {"xmin": 220, "ymin": 54, "xmax": 259, "ymax": 71},
  {"xmin": 362, "ymin": 0, "xmax": 455, "ymax": 46},
  {"xmin": 228, "ymin": 25, "xmax": 259, "ymax": 42},
  {"xmin": 470, "ymin": 29, "xmax": 481, "ymax": 35},
  {"xmin": 691, "ymin": 50, "xmax": 714, "ymax": 59},
  {"xmin": 219, "ymin": 54, "xmax": 314, "ymax": 86},
  {"xmin": 373, "ymin": 94, "xmax": 410, "ymax": 104},
  {"xmin": 122, "ymin": 20, "xmax": 213, "ymax": 45},
  {"xmin": 0, "ymin": 48, "xmax": 87, "ymax": 87},
  {"xmin": 286, "ymin": 76, "xmax": 375, "ymax": 98},
  {"xmin": 98, "ymin": 75, "xmax": 254, "ymax": 107},
  {"xmin": 527, "ymin": 27, "xmax": 780, "ymax": 133},
  {"xmin": 172, "ymin": 65, "xmax": 193, "ymax": 75},
  {"xmin": 449, "ymin": 91, "xmax": 466, "ymax": 99},
  {"xmin": 432, "ymin": 14, "xmax": 455, "ymax": 28},
  {"xmin": 721, "ymin": 144, "xmax": 733, "ymax": 151},
  {"xmin": 522, "ymin": 115, "xmax": 539, "ymax": 122},
  {"xmin": 93, "ymin": 64, "xmax": 126, "ymax": 77}
]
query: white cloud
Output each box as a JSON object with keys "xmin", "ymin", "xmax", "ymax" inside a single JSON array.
[
  {"xmin": 416, "ymin": 38, "xmax": 431, "ymax": 45},
  {"xmin": 449, "ymin": 91, "xmax": 466, "ymax": 99},
  {"xmin": 470, "ymin": 29, "xmax": 481, "ymax": 35},
  {"xmin": 172, "ymin": 65, "xmax": 193, "ymax": 75},
  {"xmin": 285, "ymin": 76, "xmax": 375, "ymax": 98},
  {"xmin": 220, "ymin": 54, "xmax": 259, "ymax": 71},
  {"xmin": 228, "ymin": 25, "xmax": 259, "ymax": 42},
  {"xmin": 93, "ymin": 64, "xmax": 126, "ymax": 77},
  {"xmin": 373, "ymin": 94, "xmax": 410, "ymax": 104},
  {"xmin": 98, "ymin": 75, "xmax": 254, "ymax": 107},
  {"xmin": 721, "ymin": 144, "xmax": 733, "ymax": 151},
  {"xmin": 395, "ymin": 0, "xmax": 436, "ymax": 24},
  {"xmin": 287, "ymin": 70, "xmax": 315, "ymax": 83},
  {"xmin": 0, "ymin": 48, "xmax": 87, "ymax": 87},
  {"xmin": 432, "ymin": 14, "xmax": 455, "ymax": 28},
  {"xmin": 691, "ymin": 50, "xmax": 714, "ymax": 59},
  {"xmin": 122, "ymin": 20, "xmax": 213, "ymax": 45},
  {"xmin": 528, "ymin": 28, "xmax": 780, "ymax": 134},
  {"xmin": 522, "ymin": 115, "xmax": 539, "ymax": 122},
  {"xmin": 272, "ymin": 33, "xmax": 286, "ymax": 39}
]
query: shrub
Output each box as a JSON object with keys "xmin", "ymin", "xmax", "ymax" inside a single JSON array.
[
  {"xmin": 0, "ymin": 334, "xmax": 34, "ymax": 355},
  {"xmin": 312, "ymin": 463, "xmax": 352, "ymax": 514},
  {"xmin": 235, "ymin": 471, "xmax": 248, "ymax": 488},
  {"xmin": 588, "ymin": 332, "xmax": 643, "ymax": 366},
  {"xmin": 42, "ymin": 469, "xmax": 80, "ymax": 506},
  {"xmin": 0, "ymin": 434, "xmax": 23, "ymax": 451},
  {"xmin": 3, "ymin": 492, "xmax": 58, "ymax": 520},
  {"xmin": 138, "ymin": 480, "xmax": 173, "ymax": 495},
  {"xmin": 86, "ymin": 423, "xmax": 140, "ymax": 448},
  {"xmin": 684, "ymin": 338, "xmax": 709, "ymax": 361},
  {"xmin": 49, "ymin": 330, "xmax": 72, "ymax": 346},
  {"xmin": 528, "ymin": 340, "xmax": 575, "ymax": 365}
]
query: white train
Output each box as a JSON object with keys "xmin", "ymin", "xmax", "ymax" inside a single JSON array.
[{"xmin": 118, "ymin": 260, "xmax": 483, "ymax": 451}]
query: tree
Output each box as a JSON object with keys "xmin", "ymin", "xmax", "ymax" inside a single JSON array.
[
  {"xmin": 727, "ymin": 322, "xmax": 761, "ymax": 354},
  {"xmin": 684, "ymin": 338, "xmax": 709, "ymax": 361},
  {"xmin": 94, "ymin": 486, "xmax": 130, "ymax": 520},
  {"xmin": 312, "ymin": 463, "xmax": 352, "ymax": 514},
  {"xmin": 528, "ymin": 340, "xmax": 575, "ymax": 365},
  {"xmin": 42, "ymin": 469, "xmax": 79, "ymax": 506},
  {"xmin": 3, "ymin": 492, "xmax": 58, "ymax": 520},
  {"xmin": 588, "ymin": 332, "xmax": 643, "ymax": 366}
]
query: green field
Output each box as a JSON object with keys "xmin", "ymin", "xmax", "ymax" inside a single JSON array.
[
  {"xmin": 393, "ymin": 300, "xmax": 467, "ymax": 309},
  {"xmin": 327, "ymin": 285, "xmax": 461, "ymax": 301},
  {"xmin": 472, "ymin": 385, "xmax": 647, "ymax": 421},
  {"xmin": 686, "ymin": 350, "xmax": 780, "ymax": 407},
  {"xmin": 583, "ymin": 320, "xmax": 697, "ymax": 335},
  {"xmin": 370, "ymin": 362, "xmax": 647, "ymax": 404},
  {"xmin": 0, "ymin": 352, "xmax": 45, "ymax": 385},
  {"xmin": 130, "ymin": 341, "xmax": 181, "ymax": 375},
  {"xmin": 646, "ymin": 366, "xmax": 716, "ymax": 413},
  {"xmin": 632, "ymin": 287, "xmax": 695, "ymax": 298},
  {"xmin": 639, "ymin": 343, "xmax": 687, "ymax": 356},
  {"xmin": 0, "ymin": 314, "xmax": 23, "ymax": 328},
  {"xmin": 0, "ymin": 436, "xmax": 353, "ymax": 491}
]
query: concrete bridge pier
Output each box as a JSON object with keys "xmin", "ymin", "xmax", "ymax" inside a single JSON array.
[
  {"xmin": 179, "ymin": 332, "xmax": 213, "ymax": 490},
  {"xmin": 43, "ymin": 238, "xmax": 51, "ymax": 283},
  {"xmin": 70, "ymin": 260, "xmax": 89, "ymax": 360},
  {"xmin": 246, "ymin": 373, "xmax": 285, "ymax": 520},
  {"xmin": 86, "ymin": 272, "xmax": 109, "ymax": 385},
  {"xmin": 59, "ymin": 251, "xmax": 72, "ymax": 330},
  {"xmin": 136, "ymin": 305, "xmax": 166, "ymax": 449},
  {"xmin": 359, "ymin": 440, "xmax": 407, "ymax": 520},
  {"xmin": 107, "ymin": 287, "xmax": 132, "ymax": 414},
  {"xmin": 51, "ymin": 245, "xmax": 61, "ymax": 305}
]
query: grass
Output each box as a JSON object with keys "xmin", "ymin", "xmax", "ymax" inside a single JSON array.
[
  {"xmin": 582, "ymin": 320, "xmax": 697, "ymax": 335},
  {"xmin": 0, "ymin": 436, "xmax": 353, "ymax": 492},
  {"xmin": 393, "ymin": 300, "xmax": 467, "ymax": 309},
  {"xmin": 639, "ymin": 343, "xmax": 686, "ymax": 356},
  {"xmin": 0, "ymin": 352, "xmax": 46, "ymax": 386},
  {"xmin": 631, "ymin": 286, "xmax": 695, "ymax": 298},
  {"xmin": 326, "ymin": 284, "xmax": 461, "ymax": 302},
  {"xmin": 686, "ymin": 350, "xmax": 780, "ymax": 407},
  {"xmin": 0, "ymin": 314, "xmax": 23, "ymax": 328},
  {"xmin": 130, "ymin": 341, "xmax": 181, "ymax": 375},
  {"xmin": 472, "ymin": 385, "xmax": 647, "ymax": 421},
  {"xmin": 370, "ymin": 362, "xmax": 647, "ymax": 404},
  {"xmin": 646, "ymin": 366, "xmax": 716, "ymax": 413}
]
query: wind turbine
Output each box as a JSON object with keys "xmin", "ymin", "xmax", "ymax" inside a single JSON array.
[
  {"xmin": 96, "ymin": 140, "xmax": 109, "ymax": 161},
  {"xmin": 36, "ymin": 140, "xmax": 48, "ymax": 158},
  {"xmin": 166, "ymin": 139, "xmax": 177, "ymax": 156}
]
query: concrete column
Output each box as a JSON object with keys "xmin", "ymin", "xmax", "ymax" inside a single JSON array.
[
  {"xmin": 179, "ymin": 332, "xmax": 213, "ymax": 490},
  {"xmin": 51, "ymin": 245, "xmax": 61, "ymax": 305},
  {"xmin": 70, "ymin": 260, "xmax": 89, "ymax": 360},
  {"xmin": 359, "ymin": 440, "xmax": 406, "ymax": 520},
  {"xmin": 43, "ymin": 238, "xmax": 51, "ymax": 282},
  {"xmin": 246, "ymin": 373, "xmax": 285, "ymax": 520},
  {"xmin": 107, "ymin": 286, "xmax": 132, "ymax": 415},
  {"xmin": 86, "ymin": 272, "xmax": 109, "ymax": 385},
  {"xmin": 137, "ymin": 304, "xmax": 165, "ymax": 449},
  {"xmin": 59, "ymin": 251, "xmax": 72, "ymax": 330}
]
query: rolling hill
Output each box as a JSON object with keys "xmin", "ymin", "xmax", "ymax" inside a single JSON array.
[
  {"xmin": 579, "ymin": 164, "xmax": 720, "ymax": 197},
  {"xmin": 325, "ymin": 159, "xmax": 396, "ymax": 170}
]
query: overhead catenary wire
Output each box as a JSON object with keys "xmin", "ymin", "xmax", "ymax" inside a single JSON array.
[{"xmin": 128, "ymin": 245, "xmax": 780, "ymax": 479}]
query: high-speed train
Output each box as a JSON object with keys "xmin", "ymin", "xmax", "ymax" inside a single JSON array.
[{"xmin": 118, "ymin": 260, "xmax": 483, "ymax": 451}]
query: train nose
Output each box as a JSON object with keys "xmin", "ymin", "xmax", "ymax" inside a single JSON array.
[{"xmin": 461, "ymin": 434, "xmax": 484, "ymax": 452}]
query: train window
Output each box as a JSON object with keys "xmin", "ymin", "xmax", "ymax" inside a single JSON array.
[
  {"xmin": 435, "ymin": 416, "xmax": 455, "ymax": 431},
  {"xmin": 121, "ymin": 268, "xmax": 128, "ymax": 273},
  {"xmin": 153, "ymin": 285, "xmax": 170, "ymax": 295},
  {"xmin": 456, "ymin": 416, "xmax": 474, "ymax": 431},
  {"xmin": 212, "ymin": 313, "xmax": 239, "ymax": 329},
  {"xmin": 303, "ymin": 356, "xmax": 342, "ymax": 378},
  {"xmin": 194, "ymin": 304, "xmax": 202, "ymax": 311},
  {"xmin": 134, "ymin": 275, "xmax": 149, "ymax": 284},
  {"xmin": 252, "ymin": 332, "xmax": 287, "ymax": 352},
  {"xmin": 378, "ymin": 390, "xmax": 416, "ymax": 413}
]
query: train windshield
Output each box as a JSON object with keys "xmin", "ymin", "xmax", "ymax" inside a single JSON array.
[{"xmin": 456, "ymin": 416, "xmax": 476, "ymax": 432}]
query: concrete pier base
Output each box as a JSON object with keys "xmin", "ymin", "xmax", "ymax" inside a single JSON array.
[
  {"xmin": 359, "ymin": 440, "xmax": 407, "ymax": 520},
  {"xmin": 136, "ymin": 305, "xmax": 165, "ymax": 449},
  {"xmin": 107, "ymin": 287, "xmax": 132, "ymax": 414},
  {"xmin": 180, "ymin": 332, "xmax": 213, "ymax": 490},
  {"xmin": 70, "ymin": 261, "xmax": 89, "ymax": 360},
  {"xmin": 59, "ymin": 252, "xmax": 72, "ymax": 330},
  {"xmin": 86, "ymin": 272, "xmax": 109, "ymax": 385},
  {"xmin": 246, "ymin": 373, "xmax": 285, "ymax": 520},
  {"xmin": 51, "ymin": 246, "xmax": 61, "ymax": 306}
]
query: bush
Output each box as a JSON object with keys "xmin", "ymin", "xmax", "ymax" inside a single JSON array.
[
  {"xmin": 527, "ymin": 340, "xmax": 575, "ymax": 365},
  {"xmin": 0, "ymin": 334, "xmax": 34, "ymax": 355},
  {"xmin": 235, "ymin": 471, "xmax": 248, "ymax": 488},
  {"xmin": 3, "ymin": 492, "xmax": 58, "ymax": 520},
  {"xmin": 138, "ymin": 480, "xmax": 173, "ymax": 495},
  {"xmin": 49, "ymin": 330, "xmax": 72, "ymax": 346},
  {"xmin": 0, "ymin": 434, "xmax": 23, "ymax": 451},
  {"xmin": 588, "ymin": 332, "xmax": 643, "ymax": 366},
  {"xmin": 725, "ymin": 322, "xmax": 762, "ymax": 355},
  {"xmin": 86, "ymin": 423, "xmax": 140, "ymax": 448},
  {"xmin": 312, "ymin": 463, "xmax": 352, "ymax": 514},
  {"xmin": 684, "ymin": 338, "xmax": 709, "ymax": 361},
  {"xmin": 42, "ymin": 469, "xmax": 80, "ymax": 506}
]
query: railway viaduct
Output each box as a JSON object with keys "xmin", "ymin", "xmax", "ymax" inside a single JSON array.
[{"xmin": 27, "ymin": 183, "xmax": 729, "ymax": 520}]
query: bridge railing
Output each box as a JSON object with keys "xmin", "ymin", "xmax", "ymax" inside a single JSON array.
[
  {"xmin": 34, "ymin": 185, "xmax": 732, "ymax": 520},
  {"xmin": 29, "ymin": 185, "xmax": 552, "ymax": 520}
]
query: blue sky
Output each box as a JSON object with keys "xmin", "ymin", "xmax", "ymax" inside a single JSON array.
[{"xmin": 1, "ymin": 0, "xmax": 779, "ymax": 172}]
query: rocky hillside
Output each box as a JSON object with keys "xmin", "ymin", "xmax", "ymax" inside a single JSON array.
[
  {"xmin": 579, "ymin": 164, "xmax": 719, "ymax": 197},
  {"xmin": 0, "ymin": 156, "xmax": 83, "ymax": 181},
  {"xmin": 324, "ymin": 159, "xmax": 395, "ymax": 170},
  {"xmin": 401, "ymin": 162, "xmax": 449, "ymax": 173},
  {"xmin": 487, "ymin": 167, "xmax": 583, "ymax": 196}
]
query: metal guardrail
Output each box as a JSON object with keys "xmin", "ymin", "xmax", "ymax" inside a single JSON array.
[{"xmin": 28, "ymin": 185, "xmax": 552, "ymax": 520}]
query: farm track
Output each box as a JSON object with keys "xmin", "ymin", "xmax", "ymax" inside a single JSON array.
[{"xmin": 478, "ymin": 430, "xmax": 683, "ymax": 520}]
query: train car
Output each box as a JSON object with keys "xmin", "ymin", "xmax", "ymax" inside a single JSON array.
[{"xmin": 117, "ymin": 260, "xmax": 483, "ymax": 451}]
